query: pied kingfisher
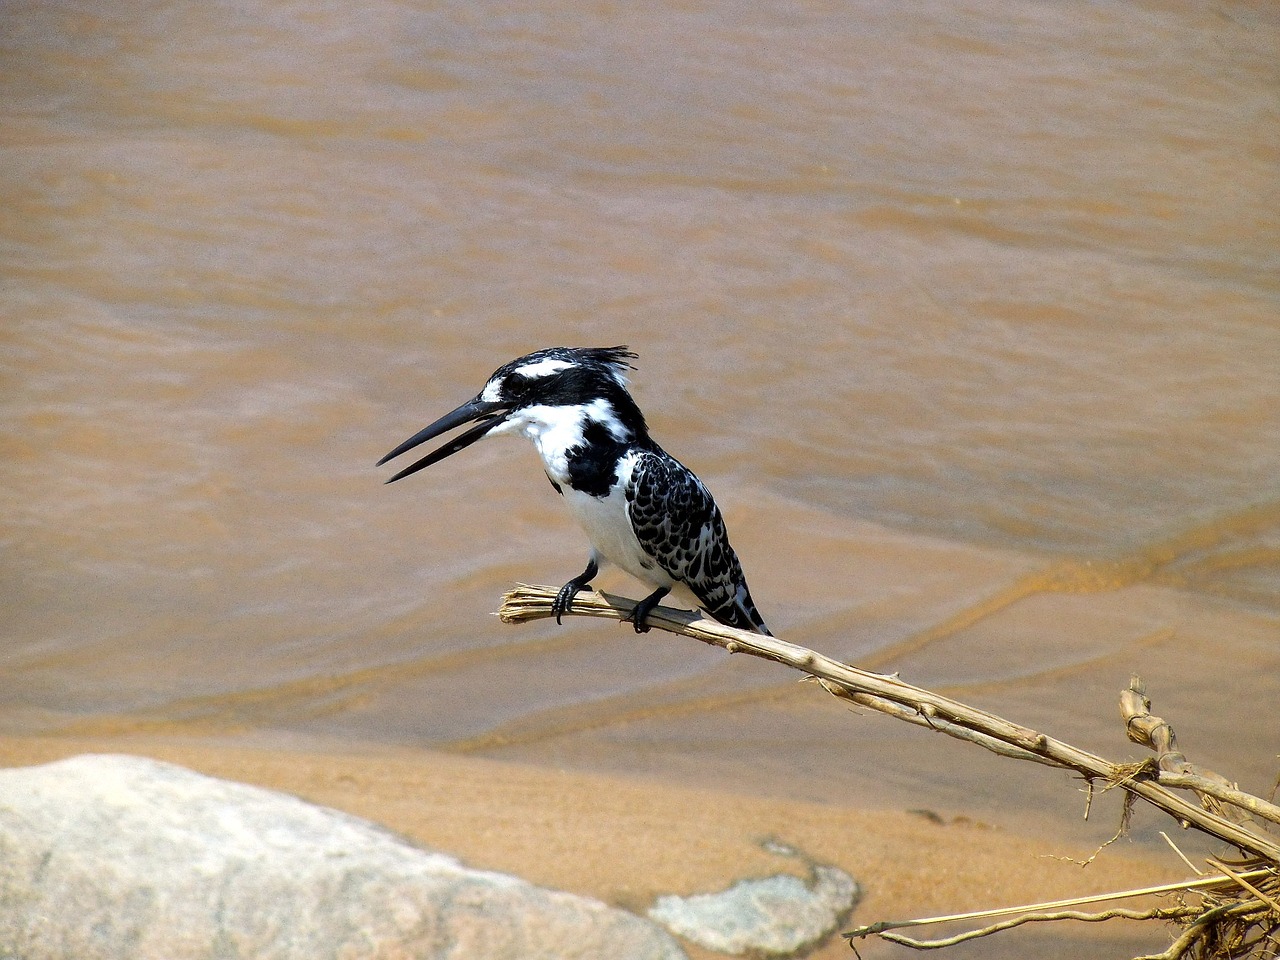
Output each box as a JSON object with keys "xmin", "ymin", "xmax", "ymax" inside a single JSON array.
[{"xmin": 378, "ymin": 346, "xmax": 771, "ymax": 635}]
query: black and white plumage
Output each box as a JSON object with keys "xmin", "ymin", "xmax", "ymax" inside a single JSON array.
[{"xmin": 378, "ymin": 346, "xmax": 771, "ymax": 635}]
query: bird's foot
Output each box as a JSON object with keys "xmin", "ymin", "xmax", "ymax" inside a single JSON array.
[
  {"xmin": 552, "ymin": 559, "xmax": 599, "ymax": 624},
  {"xmin": 626, "ymin": 587, "xmax": 671, "ymax": 634},
  {"xmin": 551, "ymin": 581, "xmax": 585, "ymax": 624}
]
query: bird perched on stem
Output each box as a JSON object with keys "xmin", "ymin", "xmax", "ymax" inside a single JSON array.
[{"xmin": 378, "ymin": 346, "xmax": 771, "ymax": 635}]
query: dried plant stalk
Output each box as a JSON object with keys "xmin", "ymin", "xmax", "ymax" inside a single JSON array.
[
  {"xmin": 498, "ymin": 585, "xmax": 1280, "ymax": 958},
  {"xmin": 1120, "ymin": 676, "xmax": 1280, "ymax": 828},
  {"xmin": 499, "ymin": 584, "xmax": 1280, "ymax": 863}
]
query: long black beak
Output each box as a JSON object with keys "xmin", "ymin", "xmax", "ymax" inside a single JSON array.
[{"xmin": 377, "ymin": 397, "xmax": 507, "ymax": 484}]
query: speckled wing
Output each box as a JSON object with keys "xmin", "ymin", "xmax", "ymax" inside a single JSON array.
[{"xmin": 625, "ymin": 449, "xmax": 771, "ymax": 635}]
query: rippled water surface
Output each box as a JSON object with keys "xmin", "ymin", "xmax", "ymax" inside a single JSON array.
[{"xmin": 2, "ymin": 1, "xmax": 1278, "ymax": 812}]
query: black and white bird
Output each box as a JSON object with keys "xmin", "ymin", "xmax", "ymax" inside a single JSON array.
[{"xmin": 378, "ymin": 346, "xmax": 771, "ymax": 635}]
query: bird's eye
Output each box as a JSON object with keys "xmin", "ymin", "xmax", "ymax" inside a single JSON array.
[{"xmin": 503, "ymin": 373, "xmax": 536, "ymax": 395}]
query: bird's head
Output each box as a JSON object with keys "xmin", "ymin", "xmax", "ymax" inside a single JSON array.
[{"xmin": 378, "ymin": 346, "xmax": 645, "ymax": 483}]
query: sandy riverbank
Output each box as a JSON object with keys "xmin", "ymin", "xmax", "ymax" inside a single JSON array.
[{"xmin": 1, "ymin": 734, "xmax": 1193, "ymax": 960}]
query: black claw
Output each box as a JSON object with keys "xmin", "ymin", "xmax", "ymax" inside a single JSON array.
[
  {"xmin": 551, "ymin": 582, "xmax": 580, "ymax": 624},
  {"xmin": 628, "ymin": 587, "xmax": 671, "ymax": 634},
  {"xmin": 552, "ymin": 559, "xmax": 599, "ymax": 625}
]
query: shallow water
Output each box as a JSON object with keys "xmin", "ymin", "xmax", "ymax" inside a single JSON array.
[{"xmin": 2, "ymin": 0, "xmax": 1278, "ymax": 828}]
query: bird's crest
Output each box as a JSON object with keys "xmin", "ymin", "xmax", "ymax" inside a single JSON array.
[
  {"xmin": 493, "ymin": 346, "xmax": 637, "ymax": 391},
  {"xmin": 542, "ymin": 346, "xmax": 637, "ymax": 385}
]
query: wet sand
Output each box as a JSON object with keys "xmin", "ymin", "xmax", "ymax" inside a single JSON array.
[{"xmin": 2, "ymin": 734, "xmax": 1191, "ymax": 960}]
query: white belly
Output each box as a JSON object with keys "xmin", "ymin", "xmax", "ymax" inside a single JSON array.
[
  {"xmin": 561, "ymin": 481, "xmax": 674, "ymax": 591},
  {"xmin": 499, "ymin": 410, "xmax": 698, "ymax": 606}
]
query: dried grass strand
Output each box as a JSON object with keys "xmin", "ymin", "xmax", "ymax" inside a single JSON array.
[
  {"xmin": 845, "ymin": 868, "xmax": 1274, "ymax": 938},
  {"xmin": 874, "ymin": 905, "xmax": 1201, "ymax": 950}
]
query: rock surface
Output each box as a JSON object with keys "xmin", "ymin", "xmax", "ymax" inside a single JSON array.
[
  {"xmin": 0, "ymin": 754, "xmax": 686, "ymax": 960},
  {"xmin": 647, "ymin": 840, "xmax": 860, "ymax": 956}
]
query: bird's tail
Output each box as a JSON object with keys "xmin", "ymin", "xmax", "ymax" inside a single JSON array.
[{"xmin": 707, "ymin": 590, "xmax": 772, "ymax": 636}]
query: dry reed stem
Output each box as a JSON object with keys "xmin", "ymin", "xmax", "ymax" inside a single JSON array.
[
  {"xmin": 498, "ymin": 584, "xmax": 1280, "ymax": 863},
  {"xmin": 499, "ymin": 585, "xmax": 1280, "ymax": 957},
  {"xmin": 1121, "ymin": 676, "xmax": 1280, "ymax": 828}
]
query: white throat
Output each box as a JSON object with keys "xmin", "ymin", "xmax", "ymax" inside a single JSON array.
[{"xmin": 489, "ymin": 399, "xmax": 629, "ymax": 483}]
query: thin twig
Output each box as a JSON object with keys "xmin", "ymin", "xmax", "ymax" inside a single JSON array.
[
  {"xmin": 1160, "ymin": 831, "xmax": 1204, "ymax": 875},
  {"xmin": 1043, "ymin": 794, "xmax": 1133, "ymax": 868},
  {"xmin": 873, "ymin": 905, "xmax": 1201, "ymax": 949},
  {"xmin": 844, "ymin": 868, "xmax": 1275, "ymax": 940}
]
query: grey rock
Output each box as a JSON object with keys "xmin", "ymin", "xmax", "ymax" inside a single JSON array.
[
  {"xmin": 0, "ymin": 754, "xmax": 686, "ymax": 960},
  {"xmin": 647, "ymin": 840, "xmax": 860, "ymax": 957}
]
